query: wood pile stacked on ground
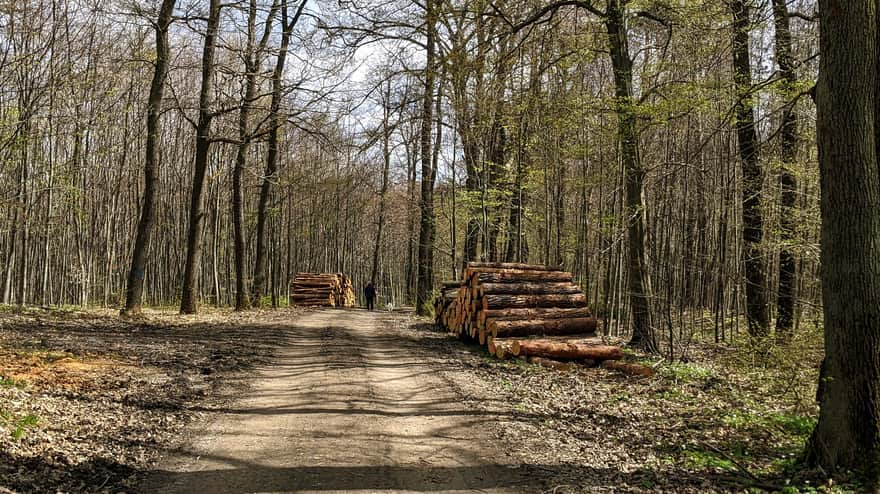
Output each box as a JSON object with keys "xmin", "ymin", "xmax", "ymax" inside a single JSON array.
[
  {"xmin": 291, "ymin": 273, "xmax": 356, "ymax": 307},
  {"xmin": 434, "ymin": 262, "xmax": 650, "ymax": 375}
]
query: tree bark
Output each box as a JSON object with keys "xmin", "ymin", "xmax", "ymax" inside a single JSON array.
[
  {"xmin": 232, "ymin": 0, "xmax": 279, "ymax": 311},
  {"xmin": 806, "ymin": 1, "xmax": 880, "ymax": 486},
  {"xmin": 480, "ymin": 307, "xmax": 592, "ymax": 324},
  {"xmin": 477, "ymin": 282, "xmax": 582, "ymax": 296},
  {"xmin": 482, "ymin": 293, "xmax": 588, "ymax": 310},
  {"xmin": 471, "ymin": 270, "xmax": 574, "ymax": 284},
  {"xmin": 605, "ymin": 0, "xmax": 656, "ymax": 351},
  {"xmin": 488, "ymin": 317, "xmax": 597, "ymax": 338},
  {"xmin": 371, "ymin": 79, "xmax": 393, "ymax": 283},
  {"xmin": 510, "ymin": 339, "xmax": 623, "ymax": 361},
  {"xmin": 415, "ymin": 0, "xmax": 437, "ymax": 316},
  {"xmin": 252, "ymin": 0, "xmax": 306, "ymax": 307},
  {"xmin": 771, "ymin": 0, "xmax": 798, "ymax": 338},
  {"xmin": 731, "ymin": 0, "xmax": 770, "ymax": 337},
  {"xmin": 123, "ymin": 0, "xmax": 175, "ymax": 316},
  {"xmin": 180, "ymin": 0, "xmax": 221, "ymax": 314}
]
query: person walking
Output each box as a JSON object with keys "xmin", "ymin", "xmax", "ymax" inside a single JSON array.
[{"xmin": 364, "ymin": 282, "xmax": 376, "ymax": 311}]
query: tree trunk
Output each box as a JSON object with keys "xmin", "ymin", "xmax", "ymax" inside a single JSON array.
[
  {"xmin": 488, "ymin": 317, "xmax": 597, "ymax": 338},
  {"xmin": 415, "ymin": 0, "xmax": 437, "ymax": 316},
  {"xmin": 805, "ymin": 1, "xmax": 880, "ymax": 486},
  {"xmin": 471, "ymin": 270, "xmax": 573, "ymax": 284},
  {"xmin": 252, "ymin": 0, "xmax": 305, "ymax": 307},
  {"xmin": 477, "ymin": 282, "xmax": 582, "ymax": 296},
  {"xmin": 180, "ymin": 0, "xmax": 221, "ymax": 314},
  {"xmin": 480, "ymin": 307, "xmax": 592, "ymax": 324},
  {"xmin": 731, "ymin": 0, "xmax": 770, "ymax": 337},
  {"xmin": 605, "ymin": 0, "xmax": 655, "ymax": 351},
  {"xmin": 231, "ymin": 1, "xmax": 257, "ymax": 311},
  {"xmin": 371, "ymin": 79, "xmax": 393, "ymax": 283},
  {"xmin": 509, "ymin": 338, "xmax": 623, "ymax": 361},
  {"xmin": 232, "ymin": 0, "xmax": 278, "ymax": 311},
  {"xmin": 771, "ymin": 0, "xmax": 798, "ymax": 339},
  {"xmin": 482, "ymin": 293, "xmax": 588, "ymax": 310}
]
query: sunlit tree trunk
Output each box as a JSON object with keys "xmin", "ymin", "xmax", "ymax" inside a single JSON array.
[{"xmin": 123, "ymin": 0, "xmax": 175, "ymax": 316}]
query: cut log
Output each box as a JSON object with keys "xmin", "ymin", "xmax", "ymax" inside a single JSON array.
[
  {"xmin": 292, "ymin": 281, "xmax": 337, "ymax": 287},
  {"xmin": 465, "ymin": 262, "xmax": 561, "ymax": 271},
  {"xmin": 291, "ymin": 272, "xmax": 353, "ymax": 307},
  {"xmin": 291, "ymin": 288, "xmax": 335, "ymax": 295},
  {"xmin": 491, "ymin": 338, "xmax": 516, "ymax": 359},
  {"xmin": 471, "ymin": 271, "xmax": 574, "ymax": 284},
  {"xmin": 478, "ymin": 282, "xmax": 583, "ymax": 296},
  {"xmin": 489, "ymin": 317, "xmax": 597, "ymax": 338},
  {"xmin": 528, "ymin": 356, "xmax": 575, "ymax": 371},
  {"xmin": 510, "ymin": 339, "xmax": 623, "ymax": 361},
  {"xmin": 479, "ymin": 307, "xmax": 593, "ymax": 324},
  {"xmin": 601, "ymin": 360, "xmax": 655, "ymax": 377},
  {"xmin": 482, "ymin": 293, "xmax": 588, "ymax": 310}
]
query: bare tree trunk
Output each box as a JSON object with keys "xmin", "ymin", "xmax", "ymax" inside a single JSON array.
[
  {"xmin": 252, "ymin": 0, "xmax": 306, "ymax": 307},
  {"xmin": 731, "ymin": 0, "xmax": 770, "ymax": 337},
  {"xmin": 771, "ymin": 0, "xmax": 798, "ymax": 339},
  {"xmin": 605, "ymin": 0, "xmax": 655, "ymax": 351},
  {"xmin": 232, "ymin": 0, "xmax": 278, "ymax": 310},
  {"xmin": 123, "ymin": 0, "xmax": 175, "ymax": 316},
  {"xmin": 180, "ymin": 0, "xmax": 221, "ymax": 314},
  {"xmin": 806, "ymin": 1, "xmax": 880, "ymax": 485},
  {"xmin": 371, "ymin": 79, "xmax": 393, "ymax": 283},
  {"xmin": 415, "ymin": 0, "xmax": 437, "ymax": 316}
]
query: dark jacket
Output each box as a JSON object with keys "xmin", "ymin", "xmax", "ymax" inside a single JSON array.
[{"xmin": 364, "ymin": 283, "xmax": 376, "ymax": 300}]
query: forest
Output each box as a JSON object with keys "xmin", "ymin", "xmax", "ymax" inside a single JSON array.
[{"xmin": 1, "ymin": 0, "xmax": 879, "ymax": 492}]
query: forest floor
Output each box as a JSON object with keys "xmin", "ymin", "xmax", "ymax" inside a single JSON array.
[{"xmin": 0, "ymin": 306, "xmax": 837, "ymax": 493}]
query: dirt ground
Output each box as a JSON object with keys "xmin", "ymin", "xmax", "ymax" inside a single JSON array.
[
  {"xmin": 0, "ymin": 306, "xmax": 832, "ymax": 493},
  {"xmin": 141, "ymin": 309, "xmax": 535, "ymax": 493},
  {"xmin": 0, "ymin": 307, "xmax": 292, "ymax": 493}
]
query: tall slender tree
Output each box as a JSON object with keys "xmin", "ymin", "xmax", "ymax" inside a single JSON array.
[
  {"xmin": 232, "ymin": 0, "xmax": 280, "ymax": 311},
  {"xmin": 180, "ymin": 0, "xmax": 222, "ymax": 314},
  {"xmin": 122, "ymin": 0, "xmax": 176, "ymax": 316},
  {"xmin": 511, "ymin": 0, "xmax": 658, "ymax": 350},
  {"xmin": 371, "ymin": 77, "xmax": 395, "ymax": 284},
  {"xmin": 731, "ymin": 0, "xmax": 769, "ymax": 337},
  {"xmin": 771, "ymin": 0, "xmax": 798, "ymax": 338},
  {"xmin": 415, "ymin": 0, "xmax": 438, "ymax": 315},
  {"xmin": 252, "ymin": 0, "xmax": 307, "ymax": 307}
]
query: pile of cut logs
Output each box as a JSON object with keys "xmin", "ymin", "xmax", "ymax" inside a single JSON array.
[
  {"xmin": 435, "ymin": 262, "xmax": 648, "ymax": 374},
  {"xmin": 291, "ymin": 273, "xmax": 356, "ymax": 307}
]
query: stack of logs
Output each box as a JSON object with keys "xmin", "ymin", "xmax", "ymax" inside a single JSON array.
[
  {"xmin": 435, "ymin": 262, "xmax": 647, "ymax": 375},
  {"xmin": 291, "ymin": 273, "xmax": 356, "ymax": 307}
]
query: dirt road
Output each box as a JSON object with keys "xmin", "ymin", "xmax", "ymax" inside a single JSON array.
[{"xmin": 142, "ymin": 309, "xmax": 537, "ymax": 493}]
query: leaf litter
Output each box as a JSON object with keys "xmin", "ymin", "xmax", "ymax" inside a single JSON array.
[
  {"xmin": 396, "ymin": 314, "xmax": 836, "ymax": 493},
  {"xmin": 0, "ymin": 306, "xmax": 297, "ymax": 494},
  {"xmin": 0, "ymin": 307, "xmax": 841, "ymax": 493}
]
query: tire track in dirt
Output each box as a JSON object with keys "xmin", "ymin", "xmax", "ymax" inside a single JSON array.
[{"xmin": 140, "ymin": 309, "xmax": 540, "ymax": 493}]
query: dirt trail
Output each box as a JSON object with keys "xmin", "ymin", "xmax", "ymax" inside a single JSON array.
[{"xmin": 142, "ymin": 309, "xmax": 536, "ymax": 493}]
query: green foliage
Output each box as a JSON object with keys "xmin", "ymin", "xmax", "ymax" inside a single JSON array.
[
  {"xmin": 719, "ymin": 410, "xmax": 813, "ymax": 439},
  {"xmin": 771, "ymin": 413, "xmax": 817, "ymax": 438},
  {"xmin": 258, "ymin": 295, "xmax": 289, "ymax": 308},
  {"xmin": 681, "ymin": 449, "xmax": 736, "ymax": 471},
  {"xmin": 1, "ymin": 409, "xmax": 40, "ymax": 441},
  {"xmin": 0, "ymin": 376, "xmax": 26, "ymax": 389},
  {"xmin": 420, "ymin": 300, "xmax": 435, "ymax": 318},
  {"xmin": 659, "ymin": 361, "xmax": 716, "ymax": 383}
]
